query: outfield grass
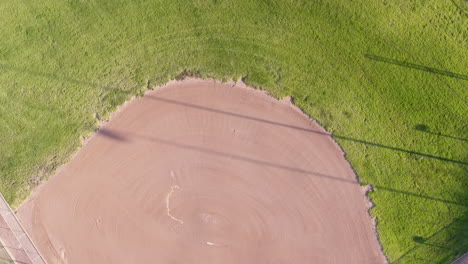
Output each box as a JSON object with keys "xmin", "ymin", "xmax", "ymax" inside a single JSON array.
[{"xmin": 0, "ymin": 0, "xmax": 467, "ymax": 262}]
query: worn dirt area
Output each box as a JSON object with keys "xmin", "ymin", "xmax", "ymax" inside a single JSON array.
[{"xmin": 17, "ymin": 79, "xmax": 385, "ymax": 263}]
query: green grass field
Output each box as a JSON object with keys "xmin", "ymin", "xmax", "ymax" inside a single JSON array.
[{"xmin": 0, "ymin": 0, "xmax": 467, "ymax": 262}]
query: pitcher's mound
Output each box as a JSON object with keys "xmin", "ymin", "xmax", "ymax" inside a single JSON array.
[{"xmin": 18, "ymin": 79, "xmax": 385, "ymax": 263}]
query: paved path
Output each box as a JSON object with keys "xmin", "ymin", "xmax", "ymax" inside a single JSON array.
[
  {"xmin": 453, "ymin": 253, "xmax": 468, "ymax": 264},
  {"xmin": 0, "ymin": 194, "xmax": 45, "ymax": 264}
]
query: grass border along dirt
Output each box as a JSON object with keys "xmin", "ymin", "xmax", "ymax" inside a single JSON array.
[{"xmin": 0, "ymin": 1, "xmax": 466, "ymax": 263}]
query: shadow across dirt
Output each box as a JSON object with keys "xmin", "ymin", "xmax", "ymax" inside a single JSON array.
[
  {"xmin": 98, "ymin": 127, "xmax": 357, "ymax": 184},
  {"xmin": 146, "ymin": 96, "xmax": 468, "ymax": 166},
  {"xmin": 94, "ymin": 94, "xmax": 467, "ymax": 209},
  {"xmin": 97, "ymin": 128, "xmax": 129, "ymax": 142},
  {"xmin": 97, "ymin": 126, "xmax": 468, "ymax": 208}
]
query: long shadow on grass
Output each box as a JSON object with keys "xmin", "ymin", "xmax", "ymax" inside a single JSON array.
[
  {"xmin": 364, "ymin": 54, "xmax": 468, "ymax": 81},
  {"xmin": 450, "ymin": 0, "xmax": 468, "ymax": 17},
  {"xmin": 415, "ymin": 124, "xmax": 468, "ymax": 142},
  {"xmin": 97, "ymin": 127, "xmax": 467, "ymax": 208},
  {"xmin": 4, "ymin": 62, "xmax": 466, "ymax": 165},
  {"xmin": 392, "ymin": 212, "xmax": 468, "ymax": 263},
  {"xmin": 145, "ymin": 96, "xmax": 468, "ymax": 166}
]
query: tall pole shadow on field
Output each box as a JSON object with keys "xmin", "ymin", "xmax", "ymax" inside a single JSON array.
[
  {"xmin": 2, "ymin": 33, "xmax": 467, "ymax": 264},
  {"xmin": 363, "ymin": 54, "xmax": 468, "ymax": 81},
  {"xmin": 97, "ymin": 126, "xmax": 468, "ymax": 208},
  {"xmin": 99, "ymin": 127, "xmax": 468, "ymax": 263},
  {"xmin": 414, "ymin": 124, "xmax": 468, "ymax": 142},
  {"xmin": 146, "ymin": 96, "xmax": 468, "ymax": 166},
  {"xmin": 1, "ymin": 62, "xmax": 466, "ymax": 166},
  {"xmin": 391, "ymin": 207, "xmax": 468, "ymax": 263},
  {"xmin": 450, "ymin": 0, "xmax": 468, "ymax": 17}
]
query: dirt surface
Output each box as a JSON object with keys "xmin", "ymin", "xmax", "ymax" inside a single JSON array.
[{"xmin": 17, "ymin": 79, "xmax": 385, "ymax": 263}]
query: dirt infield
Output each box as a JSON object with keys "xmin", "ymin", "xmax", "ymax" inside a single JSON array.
[{"xmin": 17, "ymin": 79, "xmax": 385, "ymax": 263}]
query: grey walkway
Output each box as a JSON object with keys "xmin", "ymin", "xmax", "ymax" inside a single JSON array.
[
  {"xmin": 0, "ymin": 194, "xmax": 45, "ymax": 264},
  {"xmin": 453, "ymin": 253, "xmax": 468, "ymax": 264}
]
